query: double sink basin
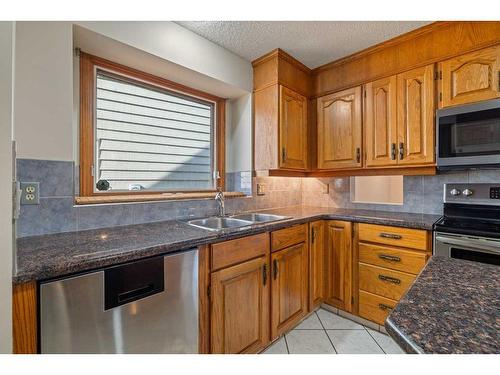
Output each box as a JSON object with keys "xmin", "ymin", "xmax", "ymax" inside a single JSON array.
[{"xmin": 187, "ymin": 213, "xmax": 289, "ymax": 231}]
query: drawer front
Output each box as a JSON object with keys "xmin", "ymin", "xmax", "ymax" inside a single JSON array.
[
  {"xmin": 358, "ymin": 243, "xmax": 428, "ymax": 275},
  {"xmin": 359, "ymin": 263, "xmax": 415, "ymax": 301},
  {"xmin": 211, "ymin": 233, "xmax": 270, "ymax": 271},
  {"xmin": 271, "ymin": 224, "xmax": 308, "ymax": 252},
  {"xmin": 358, "ymin": 223, "xmax": 428, "ymax": 251},
  {"xmin": 359, "ymin": 290, "xmax": 397, "ymax": 326}
]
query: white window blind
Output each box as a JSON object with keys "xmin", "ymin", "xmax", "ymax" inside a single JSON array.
[{"xmin": 94, "ymin": 70, "xmax": 215, "ymax": 192}]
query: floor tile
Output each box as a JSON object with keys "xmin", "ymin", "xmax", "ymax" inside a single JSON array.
[
  {"xmin": 262, "ymin": 337, "xmax": 288, "ymax": 354},
  {"xmin": 327, "ymin": 330, "xmax": 384, "ymax": 354},
  {"xmin": 317, "ymin": 309, "xmax": 364, "ymax": 330},
  {"xmin": 294, "ymin": 313, "xmax": 323, "ymax": 330},
  {"xmin": 367, "ymin": 329, "xmax": 404, "ymax": 354},
  {"xmin": 286, "ymin": 330, "xmax": 336, "ymax": 354}
]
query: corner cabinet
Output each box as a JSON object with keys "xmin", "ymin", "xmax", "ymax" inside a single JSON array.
[
  {"xmin": 253, "ymin": 49, "xmax": 311, "ymax": 174},
  {"xmin": 438, "ymin": 44, "xmax": 500, "ymax": 108},
  {"xmin": 317, "ymin": 87, "xmax": 363, "ymax": 170},
  {"xmin": 324, "ymin": 220, "xmax": 353, "ymax": 312},
  {"xmin": 309, "ymin": 221, "xmax": 326, "ymax": 310}
]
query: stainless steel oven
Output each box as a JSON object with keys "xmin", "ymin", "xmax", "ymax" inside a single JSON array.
[
  {"xmin": 434, "ymin": 232, "xmax": 500, "ymax": 266},
  {"xmin": 436, "ymin": 98, "xmax": 500, "ymax": 169}
]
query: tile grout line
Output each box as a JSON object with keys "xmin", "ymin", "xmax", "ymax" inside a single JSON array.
[
  {"xmin": 315, "ymin": 310, "xmax": 338, "ymax": 354},
  {"xmin": 364, "ymin": 326, "xmax": 387, "ymax": 354},
  {"xmin": 283, "ymin": 333, "xmax": 290, "ymax": 355}
]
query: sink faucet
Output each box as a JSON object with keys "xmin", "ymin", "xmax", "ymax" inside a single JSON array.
[{"xmin": 215, "ymin": 187, "xmax": 225, "ymax": 217}]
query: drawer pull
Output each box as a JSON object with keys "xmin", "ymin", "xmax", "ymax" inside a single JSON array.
[
  {"xmin": 378, "ymin": 254, "xmax": 401, "ymax": 262},
  {"xmin": 378, "ymin": 303, "xmax": 393, "ymax": 311},
  {"xmin": 378, "ymin": 274, "xmax": 401, "ymax": 284},
  {"xmin": 262, "ymin": 264, "xmax": 267, "ymax": 286},
  {"xmin": 273, "ymin": 259, "xmax": 278, "ymax": 280},
  {"xmin": 379, "ymin": 232, "xmax": 402, "ymax": 240}
]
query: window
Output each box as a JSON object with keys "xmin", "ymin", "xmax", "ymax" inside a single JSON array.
[{"xmin": 79, "ymin": 52, "xmax": 225, "ymax": 200}]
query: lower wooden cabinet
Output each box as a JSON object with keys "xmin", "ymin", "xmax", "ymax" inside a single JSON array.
[
  {"xmin": 309, "ymin": 221, "xmax": 325, "ymax": 310},
  {"xmin": 324, "ymin": 220, "xmax": 353, "ymax": 312},
  {"xmin": 210, "ymin": 256, "xmax": 270, "ymax": 354},
  {"xmin": 271, "ymin": 242, "xmax": 308, "ymax": 339}
]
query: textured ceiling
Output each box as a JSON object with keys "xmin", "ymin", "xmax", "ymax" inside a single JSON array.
[{"xmin": 176, "ymin": 21, "xmax": 431, "ymax": 69}]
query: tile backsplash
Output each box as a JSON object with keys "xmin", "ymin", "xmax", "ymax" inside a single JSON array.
[{"xmin": 16, "ymin": 158, "xmax": 500, "ymax": 237}]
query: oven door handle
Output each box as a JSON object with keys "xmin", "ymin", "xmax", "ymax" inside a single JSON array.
[{"xmin": 435, "ymin": 235, "xmax": 500, "ymax": 255}]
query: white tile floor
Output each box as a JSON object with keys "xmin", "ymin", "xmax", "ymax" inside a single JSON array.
[{"xmin": 262, "ymin": 308, "xmax": 404, "ymax": 354}]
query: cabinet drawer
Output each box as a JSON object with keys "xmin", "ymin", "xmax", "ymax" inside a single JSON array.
[
  {"xmin": 358, "ymin": 223, "xmax": 428, "ymax": 251},
  {"xmin": 359, "ymin": 290, "xmax": 397, "ymax": 326},
  {"xmin": 271, "ymin": 224, "xmax": 308, "ymax": 252},
  {"xmin": 358, "ymin": 243, "xmax": 428, "ymax": 275},
  {"xmin": 211, "ymin": 233, "xmax": 270, "ymax": 271},
  {"xmin": 359, "ymin": 263, "xmax": 415, "ymax": 301}
]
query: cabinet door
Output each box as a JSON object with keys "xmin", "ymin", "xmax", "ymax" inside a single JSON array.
[
  {"xmin": 364, "ymin": 76, "xmax": 398, "ymax": 167},
  {"xmin": 317, "ymin": 86, "xmax": 362, "ymax": 169},
  {"xmin": 309, "ymin": 221, "xmax": 325, "ymax": 310},
  {"xmin": 439, "ymin": 45, "xmax": 500, "ymax": 108},
  {"xmin": 325, "ymin": 221, "xmax": 352, "ymax": 312},
  {"xmin": 271, "ymin": 242, "xmax": 308, "ymax": 339},
  {"xmin": 396, "ymin": 64, "xmax": 435, "ymax": 165},
  {"xmin": 279, "ymin": 85, "xmax": 308, "ymax": 170},
  {"xmin": 211, "ymin": 257, "xmax": 270, "ymax": 354}
]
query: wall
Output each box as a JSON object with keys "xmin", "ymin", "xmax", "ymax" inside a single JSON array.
[
  {"xmin": 302, "ymin": 170, "xmax": 500, "ymax": 215},
  {"xmin": 0, "ymin": 21, "xmax": 14, "ymax": 353}
]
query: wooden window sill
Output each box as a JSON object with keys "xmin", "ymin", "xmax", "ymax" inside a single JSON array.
[{"xmin": 75, "ymin": 191, "xmax": 247, "ymax": 205}]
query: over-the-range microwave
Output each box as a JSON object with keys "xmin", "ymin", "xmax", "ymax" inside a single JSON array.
[{"xmin": 437, "ymin": 98, "xmax": 500, "ymax": 170}]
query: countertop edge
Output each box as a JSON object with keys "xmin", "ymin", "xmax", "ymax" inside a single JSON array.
[{"xmin": 385, "ymin": 317, "xmax": 424, "ymax": 354}]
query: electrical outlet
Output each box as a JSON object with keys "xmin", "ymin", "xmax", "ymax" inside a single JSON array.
[
  {"xmin": 20, "ymin": 182, "xmax": 40, "ymax": 205},
  {"xmin": 256, "ymin": 183, "xmax": 266, "ymax": 196},
  {"xmin": 323, "ymin": 183, "xmax": 330, "ymax": 194}
]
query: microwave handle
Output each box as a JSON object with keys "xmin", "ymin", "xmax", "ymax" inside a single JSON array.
[{"xmin": 435, "ymin": 235, "xmax": 500, "ymax": 255}]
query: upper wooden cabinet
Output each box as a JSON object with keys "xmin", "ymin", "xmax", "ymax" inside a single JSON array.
[
  {"xmin": 439, "ymin": 45, "xmax": 500, "ymax": 108},
  {"xmin": 317, "ymin": 86, "xmax": 363, "ymax": 170},
  {"xmin": 364, "ymin": 76, "xmax": 398, "ymax": 167},
  {"xmin": 253, "ymin": 49, "xmax": 311, "ymax": 173},
  {"xmin": 324, "ymin": 220, "xmax": 353, "ymax": 312},
  {"xmin": 396, "ymin": 64, "xmax": 435, "ymax": 165}
]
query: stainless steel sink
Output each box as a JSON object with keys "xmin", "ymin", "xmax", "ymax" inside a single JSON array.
[
  {"xmin": 230, "ymin": 213, "xmax": 289, "ymax": 223},
  {"xmin": 187, "ymin": 217, "xmax": 253, "ymax": 231}
]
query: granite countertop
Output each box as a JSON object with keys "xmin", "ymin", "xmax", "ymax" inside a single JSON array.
[
  {"xmin": 386, "ymin": 256, "xmax": 500, "ymax": 354},
  {"xmin": 14, "ymin": 205, "xmax": 440, "ymax": 283}
]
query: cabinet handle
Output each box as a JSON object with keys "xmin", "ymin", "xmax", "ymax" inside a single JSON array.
[
  {"xmin": 390, "ymin": 143, "xmax": 396, "ymax": 160},
  {"xmin": 399, "ymin": 142, "xmax": 404, "ymax": 160},
  {"xmin": 379, "ymin": 232, "xmax": 402, "ymax": 240},
  {"xmin": 378, "ymin": 254, "xmax": 401, "ymax": 262},
  {"xmin": 281, "ymin": 147, "xmax": 286, "ymax": 163},
  {"xmin": 273, "ymin": 259, "xmax": 278, "ymax": 280},
  {"xmin": 262, "ymin": 264, "xmax": 267, "ymax": 286},
  {"xmin": 378, "ymin": 303, "xmax": 393, "ymax": 311},
  {"xmin": 356, "ymin": 147, "xmax": 361, "ymax": 163},
  {"xmin": 311, "ymin": 227, "xmax": 316, "ymax": 244},
  {"xmin": 378, "ymin": 274, "xmax": 401, "ymax": 284}
]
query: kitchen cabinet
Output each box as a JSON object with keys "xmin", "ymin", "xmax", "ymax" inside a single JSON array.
[
  {"xmin": 270, "ymin": 224, "xmax": 309, "ymax": 339},
  {"xmin": 253, "ymin": 49, "xmax": 311, "ymax": 174},
  {"xmin": 309, "ymin": 221, "xmax": 325, "ymax": 310},
  {"xmin": 396, "ymin": 64, "xmax": 435, "ymax": 165},
  {"xmin": 356, "ymin": 223, "xmax": 431, "ymax": 325},
  {"xmin": 364, "ymin": 76, "xmax": 398, "ymax": 167},
  {"xmin": 317, "ymin": 86, "xmax": 363, "ymax": 170},
  {"xmin": 438, "ymin": 44, "xmax": 500, "ymax": 108},
  {"xmin": 209, "ymin": 233, "xmax": 270, "ymax": 354},
  {"xmin": 324, "ymin": 220, "xmax": 353, "ymax": 312}
]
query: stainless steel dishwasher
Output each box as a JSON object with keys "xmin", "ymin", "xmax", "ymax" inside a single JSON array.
[{"xmin": 40, "ymin": 248, "xmax": 198, "ymax": 354}]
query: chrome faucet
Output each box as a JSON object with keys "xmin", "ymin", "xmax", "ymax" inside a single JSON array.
[{"xmin": 215, "ymin": 187, "xmax": 225, "ymax": 217}]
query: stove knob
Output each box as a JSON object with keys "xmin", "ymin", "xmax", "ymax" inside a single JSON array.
[
  {"xmin": 463, "ymin": 188, "xmax": 473, "ymax": 196},
  {"xmin": 450, "ymin": 188, "xmax": 461, "ymax": 196}
]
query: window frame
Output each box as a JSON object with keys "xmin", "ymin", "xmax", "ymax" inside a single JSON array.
[{"xmin": 79, "ymin": 52, "xmax": 226, "ymax": 199}]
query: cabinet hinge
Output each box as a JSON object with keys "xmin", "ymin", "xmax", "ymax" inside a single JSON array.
[
  {"xmin": 439, "ymin": 71, "xmax": 443, "ymax": 80},
  {"xmin": 434, "ymin": 71, "xmax": 438, "ymax": 80},
  {"xmin": 439, "ymin": 92, "xmax": 442, "ymax": 102}
]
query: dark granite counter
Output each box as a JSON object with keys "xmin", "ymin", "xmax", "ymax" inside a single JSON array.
[
  {"xmin": 386, "ymin": 256, "xmax": 500, "ymax": 354},
  {"xmin": 14, "ymin": 206, "xmax": 440, "ymax": 283}
]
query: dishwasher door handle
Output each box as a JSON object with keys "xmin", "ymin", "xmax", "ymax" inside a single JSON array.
[{"xmin": 118, "ymin": 284, "xmax": 155, "ymax": 304}]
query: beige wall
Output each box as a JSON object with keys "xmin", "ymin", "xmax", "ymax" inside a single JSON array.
[{"xmin": 0, "ymin": 21, "xmax": 14, "ymax": 354}]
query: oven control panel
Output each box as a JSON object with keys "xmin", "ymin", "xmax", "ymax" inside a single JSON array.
[
  {"xmin": 490, "ymin": 187, "xmax": 500, "ymax": 199},
  {"xmin": 445, "ymin": 183, "xmax": 500, "ymax": 206}
]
